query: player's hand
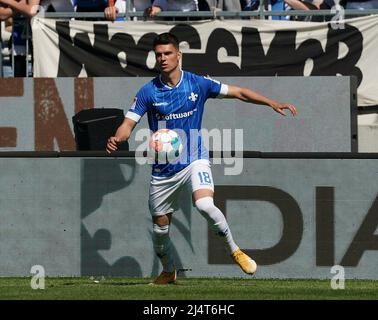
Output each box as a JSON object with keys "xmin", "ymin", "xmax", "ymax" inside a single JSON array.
[
  {"xmin": 106, "ymin": 136, "xmax": 120, "ymax": 153},
  {"xmin": 271, "ymin": 102, "xmax": 297, "ymax": 117},
  {"xmin": 104, "ymin": 6, "xmax": 118, "ymax": 21}
]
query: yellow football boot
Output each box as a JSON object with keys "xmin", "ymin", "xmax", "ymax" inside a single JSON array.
[
  {"xmin": 231, "ymin": 249, "xmax": 257, "ymax": 275},
  {"xmin": 150, "ymin": 269, "xmax": 177, "ymax": 285}
]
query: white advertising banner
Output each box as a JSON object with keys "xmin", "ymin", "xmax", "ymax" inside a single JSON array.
[{"xmin": 32, "ymin": 16, "xmax": 378, "ymax": 106}]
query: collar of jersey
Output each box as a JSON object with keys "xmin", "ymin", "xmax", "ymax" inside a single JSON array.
[{"xmin": 159, "ymin": 70, "xmax": 184, "ymax": 90}]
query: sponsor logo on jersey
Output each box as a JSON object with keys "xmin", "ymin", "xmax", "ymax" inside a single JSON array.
[
  {"xmin": 156, "ymin": 108, "xmax": 197, "ymax": 121},
  {"xmin": 153, "ymin": 102, "xmax": 169, "ymax": 107}
]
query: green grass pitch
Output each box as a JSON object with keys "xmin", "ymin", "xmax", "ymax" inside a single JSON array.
[{"xmin": 0, "ymin": 277, "xmax": 377, "ymax": 300}]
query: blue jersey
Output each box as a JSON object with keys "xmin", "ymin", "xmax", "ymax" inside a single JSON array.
[{"xmin": 126, "ymin": 71, "xmax": 228, "ymax": 177}]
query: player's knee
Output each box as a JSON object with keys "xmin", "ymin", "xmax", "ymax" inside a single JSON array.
[
  {"xmin": 153, "ymin": 223, "xmax": 170, "ymax": 237},
  {"xmin": 195, "ymin": 196, "xmax": 227, "ymax": 227}
]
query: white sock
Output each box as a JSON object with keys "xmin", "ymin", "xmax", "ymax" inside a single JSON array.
[
  {"xmin": 195, "ymin": 196, "xmax": 239, "ymax": 254},
  {"xmin": 152, "ymin": 224, "xmax": 175, "ymax": 272}
]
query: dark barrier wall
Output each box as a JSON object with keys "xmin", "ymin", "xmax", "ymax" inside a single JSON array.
[
  {"xmin": 0, "ymin": 76, "xmax": 357, "ymax": 152},
  {"xmin": 0, "ymin": 154, "xmax": 376, "ymax": 279}
]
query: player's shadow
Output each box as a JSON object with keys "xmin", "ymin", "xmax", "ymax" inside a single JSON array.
[
  {"xmin": 81, "ymin": 159, "xmax": 142, "ymax": 276},
  {"xmin": 81, "ymin": 227, "xmax": 142, "ymax": 276}
]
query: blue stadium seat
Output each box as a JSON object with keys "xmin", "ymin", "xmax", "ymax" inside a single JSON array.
[{"xmin": 270, "ymin": 0, "xmax": 291, "ymax": 20}]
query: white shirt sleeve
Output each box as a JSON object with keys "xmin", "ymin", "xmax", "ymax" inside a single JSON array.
[
  {"xmin": 217, "ymin": 84, "xmax": 229, "ymax": 98},
  {"xmin": 125, "ymin": 111, "xmax": 141, "ymax": 123}
]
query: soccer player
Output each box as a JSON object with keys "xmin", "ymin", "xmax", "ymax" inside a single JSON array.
[{"xmin": 107, "ymin": 32, "xmax": 297, "ymax": 285}]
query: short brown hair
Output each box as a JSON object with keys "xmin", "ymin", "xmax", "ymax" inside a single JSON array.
[{"xmin": 153, "ymin": 33, "xmax": 179, "ymax": 50}]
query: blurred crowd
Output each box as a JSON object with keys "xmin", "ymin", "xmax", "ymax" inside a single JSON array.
[
  {"xmin": 1, "ymin": 0, "xmax": 377, "ymax": 22},
  {"xmin": 0, "ymin": 0, "xmax": 377, "ymax": 76}
]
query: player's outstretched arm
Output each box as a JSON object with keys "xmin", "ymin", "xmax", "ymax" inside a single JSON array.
[
  {"xmin": 106, "ymin": 118, "xmax": 137, "ymax": 153},
  {"xmin": 226, "ymin": 85, "xmax": 297, "ymax": 117}
]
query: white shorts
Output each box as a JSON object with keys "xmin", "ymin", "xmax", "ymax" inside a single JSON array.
[{"xmin": 148, "ymin": 159, "xmax": 214, "ymax": 217}]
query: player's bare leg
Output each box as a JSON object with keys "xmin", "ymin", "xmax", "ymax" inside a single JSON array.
[
  {"xmin": 150, "ymin": 213, "xmax": 177, "ymax": 285},
  {"xmin": 193, "ymin": 189, "xmax": 257, "ymax": 275}
]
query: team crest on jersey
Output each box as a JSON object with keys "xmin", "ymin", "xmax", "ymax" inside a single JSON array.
[{"xmin": 188, "ymin": 92, "xmax": 198, "ymax": 102}]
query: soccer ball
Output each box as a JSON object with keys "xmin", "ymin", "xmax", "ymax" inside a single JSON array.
[{"xmin": 149, "ymin": 129, "xmax": 183, "ymax": 163}]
